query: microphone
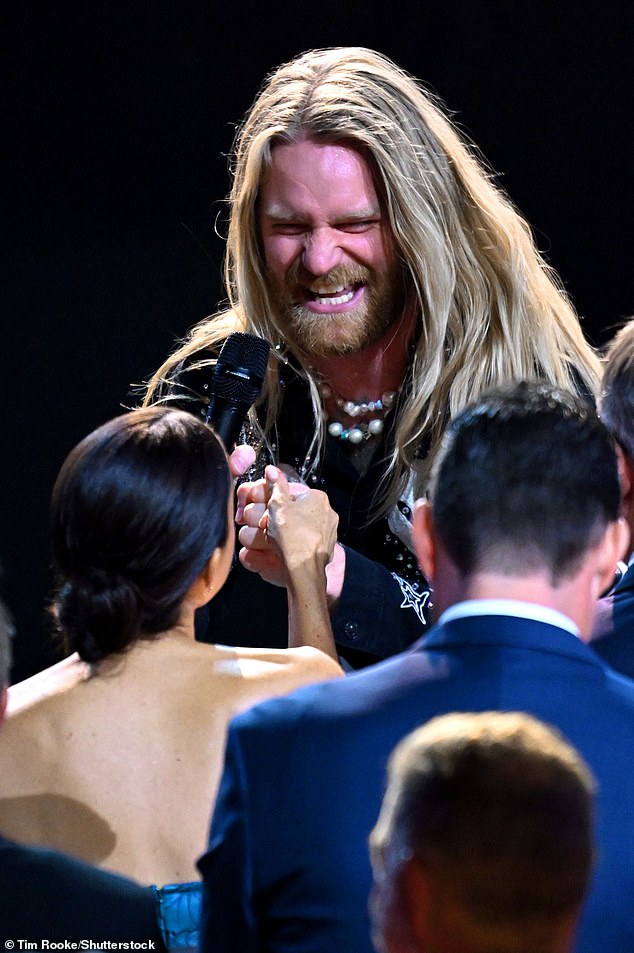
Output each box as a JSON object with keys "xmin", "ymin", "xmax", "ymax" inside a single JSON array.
[{"xmin": 205, "ymin": 332, "xmax": 271, "ymax": 450}]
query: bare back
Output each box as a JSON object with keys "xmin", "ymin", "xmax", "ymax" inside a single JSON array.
[{"xmin": 0, "ymin": 635, "xmax": 340, "ymax": 884}]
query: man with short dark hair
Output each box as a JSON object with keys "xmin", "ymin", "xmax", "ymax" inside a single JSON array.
[
  {"xmin": 370, "ymin": 711, "xmax": 596, "ymax": 953},
  {"xmin": 199, "ymin": 381, "xmax": 634, "ymax": 953},
  {"xmin": 591, "ymin": 319, "xmax": 634, "ymax": 677}
]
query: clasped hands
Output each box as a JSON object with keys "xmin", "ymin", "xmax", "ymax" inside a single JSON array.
[
  {"xmin": 236, "ymin": 464, "xmax": 339, "ymax": 589},
  {"xmin": 228, "ymin": 447, "xmax": 346, "ymax": 603}
]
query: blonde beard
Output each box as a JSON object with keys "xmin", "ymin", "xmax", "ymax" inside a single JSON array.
[
  {"xmin": 275, "ymin": 265, "xmax": 406, "ymax": 357},
  {"xmin": 287, "ymin": 303, "xmax": 395, "ymax": 356}
]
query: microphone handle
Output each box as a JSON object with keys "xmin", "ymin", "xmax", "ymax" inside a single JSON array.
[{"xmin": 205, "ymin": 393, "xmax": 251, "ymax": 451}]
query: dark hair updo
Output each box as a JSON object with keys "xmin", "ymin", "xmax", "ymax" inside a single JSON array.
[{"xmin": 51, "ymin": 407, "xmax": 231, "ymax": 663}]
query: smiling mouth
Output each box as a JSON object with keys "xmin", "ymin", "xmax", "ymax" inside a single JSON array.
[{"xmin": 306, "ymin": 282, "xmax": 363, "ymax": 306}]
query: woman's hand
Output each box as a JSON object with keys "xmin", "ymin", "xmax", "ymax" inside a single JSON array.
[{"xmin": 237, "ymin": 467, "xmax": 337, "ymax": 587}]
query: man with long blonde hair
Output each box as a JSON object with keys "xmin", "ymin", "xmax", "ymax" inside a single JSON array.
[{"xmin": 145, "ymin": 47, "xmax": 600, "ymax": 665}]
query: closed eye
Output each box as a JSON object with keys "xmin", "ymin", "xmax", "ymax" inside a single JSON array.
[
  {"xmin": 335, "ymin": 219, "xmax": 381, "ymax": 233},
  {"xmin": 269, "ymin": 222, "xmax": 307, "ymax": 236},
  {"xmin": 265, "ymin": 218, "xmax": 381, "ymax": 236}
]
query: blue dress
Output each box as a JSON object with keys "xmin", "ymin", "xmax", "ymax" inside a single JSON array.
[{"xmin": 153, "ymin": 881, "xmax": 202, "ymax": 953}]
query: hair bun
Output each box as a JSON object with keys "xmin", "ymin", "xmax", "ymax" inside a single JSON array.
[
  {"xmin": 85, "ymin": 567, "xmax": 129, "ymax": 594},
  {"xmin": 56, "ymin": 571, "xmax": 141, "ymax": 663},
  {"xmin": 50, "ymin": 407, "xmax": 231, "ymax": 662}
]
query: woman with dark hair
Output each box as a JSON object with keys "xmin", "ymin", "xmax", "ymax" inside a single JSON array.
[{"xmin": 0, "ymin": 407, "xmax": 340, "ymax": 888}]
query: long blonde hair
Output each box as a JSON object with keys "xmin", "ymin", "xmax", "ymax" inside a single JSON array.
[{"xmin": 144, "ymin": 47, "xmax": 600, "ymax": 515}]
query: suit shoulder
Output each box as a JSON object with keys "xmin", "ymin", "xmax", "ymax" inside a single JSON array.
[{"xmin": 604, "ymin": 664, "xmax": 634, "ymax": 705}]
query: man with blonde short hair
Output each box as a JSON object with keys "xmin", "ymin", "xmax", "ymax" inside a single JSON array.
[{"xmin": 370, "ymin": 711, "xmax": 596, "ymax": 953}]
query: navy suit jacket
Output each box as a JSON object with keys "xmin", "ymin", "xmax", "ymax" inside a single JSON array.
[
  {"xmin": 592, "ymin": 563, "xmax": 634, "ymax": 679},
  {"xmin": 199, "ymin": 614, "xmax": 634, "ymax": 953}
]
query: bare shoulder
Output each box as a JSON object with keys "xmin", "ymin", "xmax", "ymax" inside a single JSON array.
[
  {"xmin": 0, "ymin": 657, "xmax": 92, "ymax": 792},
  {"xmin": 217, "ymin": 644, "xmax": 340, "ymax": 676},
  {"xmin": 282, "ymin": 646, "xmax": 343, "ymax": 680},
  {"xmin": 211, "ymin": 644, "xmax": 342, "ymax": 707},
  {"xmin": 6, "ymin": 654, "xmax": 91, "ymax": 716}
]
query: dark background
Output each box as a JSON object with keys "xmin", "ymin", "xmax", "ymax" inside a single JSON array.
[{"xmin": 4, "ymin": 1, "xmax": 633, "ymax": 680}]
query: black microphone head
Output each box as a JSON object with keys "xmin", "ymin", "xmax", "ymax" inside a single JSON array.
[{"xmin": 210, "ymin": 332, "xmax": 271, "ymax": 405}]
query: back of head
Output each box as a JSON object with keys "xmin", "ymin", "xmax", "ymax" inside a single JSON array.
[
  {"xmin": 429, "ymin": 381, "xmax": 620, "ymax": 583},
  {"xmin": 51, "ymin": 407, "xmax": 231, "ymax": 664},
  {"xmin": 600, "ymin": 319, "xmax": 634, "ymax": 460},
  {"xmin": 371, "ymin": 711, "xmax": 596, "ymax": 953}
]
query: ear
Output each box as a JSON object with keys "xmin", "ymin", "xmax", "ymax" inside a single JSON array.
[
  {"xmin": 615, "ymin": 444, "xmax": 633, "ymax": 505},
  {"xmin": 371, "ymin": 862, "xmax": 425, "ymax": 953},
  {"xmin": 618, "ymin": 449, "xmax": 634, "ymax": 536},
  {"xmin": 592, "ymin": 517, "xmax": 631, "ymax": 599},
  {"xmin": 401, "ymin": 859, "xmax": 435, "ymax": 949},
  {"xmin": 412, "ymin": 499, "xmax": 436, "ymax": 585},
  {"xmin": 186, "ymin": 541, "xmax": 233, "ymax": 610},
  {"xmin": 199, "ymin": 552, "xmax": 216, "ymax": 594}
]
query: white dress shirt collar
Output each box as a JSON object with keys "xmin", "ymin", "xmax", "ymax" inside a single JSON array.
[{"xmin": 438, "ymin": 599, "xmax": 580, "ymax": 639}]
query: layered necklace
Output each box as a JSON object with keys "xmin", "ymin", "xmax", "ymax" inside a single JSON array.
[{"xmin": 317, "ymin": 381, "xmax": 399, "ymax": 444}]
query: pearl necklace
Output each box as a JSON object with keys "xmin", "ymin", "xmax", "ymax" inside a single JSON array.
[{"xmin": 318, "ymin": 383, "xmax": 399, "ymax": 444}]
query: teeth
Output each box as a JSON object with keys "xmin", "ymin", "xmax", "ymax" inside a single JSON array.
[
  {"xmin": 314, "ymin": 290, "xmax": 355, "ymax": 306},
  {"xmin": 314, "ymin": 284, "xmax": 345, "ymax": 295}
]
